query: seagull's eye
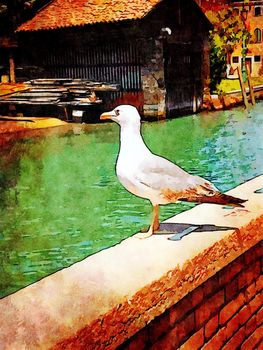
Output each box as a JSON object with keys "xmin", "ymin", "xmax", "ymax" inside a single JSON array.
[{"xmin": 115, "ymin": 109, "xmax": 120, "ymax": 116}]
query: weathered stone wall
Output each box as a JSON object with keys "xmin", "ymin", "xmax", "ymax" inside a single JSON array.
[
  {"xmin": 139, "ymin": 0, "xmax": 211, "ymax": 118},
  {"xmin": 141, "ymin": 38, "xmax": 166, "ymax": 118}
]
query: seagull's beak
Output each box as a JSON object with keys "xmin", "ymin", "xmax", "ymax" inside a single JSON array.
[{"xmin": 100, "ymin": 110, "xmax": 115, "ymax": 120}]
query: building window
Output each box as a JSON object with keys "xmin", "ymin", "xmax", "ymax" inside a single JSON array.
[
  {"xmin": 254, "ymin": 28, "xmax": 262, "ymax": 43},
  {"xmin": 254, "ymin": 55, "xmax": 261, "ymax": 62},
  {"xmin": 254, "ymin": 7, "xmax": 262, "ymax": 16},
  {"xmin": 232, "ymin": 56, "xmax": 239, "ymax": 63},
  {"xmin": 233, "ymin": 8, "xmax": 239, "ymax": 15}
]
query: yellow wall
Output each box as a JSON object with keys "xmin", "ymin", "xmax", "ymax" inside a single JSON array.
[{"xmin": 228, "ymin": 4, "xmax": 263, "ymax": 78}]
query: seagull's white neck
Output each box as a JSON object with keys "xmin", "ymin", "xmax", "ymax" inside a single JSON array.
[{"xmin": 119, "ymin": 122, "xmax": 149, "ymax": 157}]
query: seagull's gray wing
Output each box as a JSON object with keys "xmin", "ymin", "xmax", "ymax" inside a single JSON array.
[{"xmin": 135, "ymin": 154, "xmax": 218, "ymax": 200}]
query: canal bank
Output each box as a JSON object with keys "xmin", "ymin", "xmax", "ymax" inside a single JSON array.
[
  {"xmin": 202, "ymin": 84, "xmax": 263, "ymax": 112},
  {"xmin": 0, "ymin": 175, "xmax": 262, "ymax": 349},
  {"xmin": 0, "ymin": 116, "xmax": 71, "ymax": 147}
]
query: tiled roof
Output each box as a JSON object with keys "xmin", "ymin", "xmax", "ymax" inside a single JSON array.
[{"xmin": 17, "ymin": 0, "xmax": 162, "ymax": 32}]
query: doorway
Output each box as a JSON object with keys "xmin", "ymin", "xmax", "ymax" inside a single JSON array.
[
  {"xmin": 245, "ymin": 57, "xmax": 252, "ymax": 74},
  {"xmin": 164, "ymin": 43, "xmax": 202, "ymax": 117}
]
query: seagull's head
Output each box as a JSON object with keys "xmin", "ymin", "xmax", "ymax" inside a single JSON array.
[{"xmin": 100, "ymin": 105, "xmax": 141, "ymax": 128}]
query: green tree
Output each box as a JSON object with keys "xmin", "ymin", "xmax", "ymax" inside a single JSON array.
[
  {"xmin": 206, "ymin": 7, "xmax": 251, "ymax": 92},
  {"xmin": 0, "ymin": 0, "xmax": 49, "ymax": 35}
]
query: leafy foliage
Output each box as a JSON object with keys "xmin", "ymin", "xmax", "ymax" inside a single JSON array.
[
  {"xmin": 0, "ymin": 0, "xmax": 38, "ymax": 15},
  {"xmin": 0, "ymin": 0, "xmax": 49, "ymax": 34}
]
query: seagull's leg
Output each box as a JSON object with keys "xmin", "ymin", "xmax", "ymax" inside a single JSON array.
[
  {"xmin": 152, "ymin": 204, "xmax": 160, "ymax": 231},
  {"xmin": 134, "ymin": 205, "xmax": 159, "ymax": 239}
]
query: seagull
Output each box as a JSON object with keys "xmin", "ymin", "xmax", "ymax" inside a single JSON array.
[{"xmin": 100, "ymin": 105, "xmax": 246, "ymax": 239}]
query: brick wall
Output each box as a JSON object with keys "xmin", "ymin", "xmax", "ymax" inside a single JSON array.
[{"xmin": 121, "ymin": 241, "xmax": 263, "ymax": 350}]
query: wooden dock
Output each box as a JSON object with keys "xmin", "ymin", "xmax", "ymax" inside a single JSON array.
[{"xmin": 0, "ymin": 79, "xmax": 120, "ymax": 121}]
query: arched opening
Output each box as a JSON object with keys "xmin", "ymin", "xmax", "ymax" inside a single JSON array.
[{"xmin": 254, "ymin": 28, "xmax": 262, "ymax": 43}]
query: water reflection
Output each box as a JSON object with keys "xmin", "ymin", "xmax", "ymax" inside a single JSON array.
[{"xmin": 0, "ymin": 103, "xmax": 263, "ymax": 297}]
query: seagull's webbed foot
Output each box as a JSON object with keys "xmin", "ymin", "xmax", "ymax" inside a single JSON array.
[
  {"xmin": 134, "ymin": 226, "xmax": 153, "ymax": 239},
  {"xmin": 134, "ymin": 205, "xmax": 160, "ymax": 239}
]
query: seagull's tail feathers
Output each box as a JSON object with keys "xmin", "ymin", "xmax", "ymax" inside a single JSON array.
[{"xmin": 179, "ymin": 193, "xmax": 247, "ymax": 207}]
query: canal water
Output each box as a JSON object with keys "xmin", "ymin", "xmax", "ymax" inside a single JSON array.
[{"xmin": 1, "ymin": 103, "xmax": 263, "ymax": 298}]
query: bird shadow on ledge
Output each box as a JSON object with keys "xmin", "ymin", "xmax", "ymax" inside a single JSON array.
[{"xmin": 155, "ymin": 223, "xmax": 237, "ymax": 241}]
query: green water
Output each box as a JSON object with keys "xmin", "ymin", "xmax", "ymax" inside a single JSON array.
[{"xmin": 1, "ymin": 103, "xmax": 263, "ymax": 298}]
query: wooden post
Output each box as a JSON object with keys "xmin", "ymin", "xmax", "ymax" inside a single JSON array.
[
  {"xmin": 193, "ymin": 83, "xmax": 197, "ymax": 113},
  {"xmin": 246, "ymin": 64, "xmax": 256, "ymax": 106},
  {"xmin": 9, "ymin": 53, "xmax": 16, "ymax": 83},
  {"xmin": 64, "ymin": 107, "xmax": 69, "ymax": 121},
  {"xmin": 237, "ymin": 65, "xmax": 249, "ymax": 109}
]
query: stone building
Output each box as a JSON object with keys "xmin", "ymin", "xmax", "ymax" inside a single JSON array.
[
  {"xmin": 197, "ymin": 0, "xmax": 263, "ymax": 78},
  {"xmin": 16, "ymin": 0, "xmax": 211, "ymax": 118},
  {"xmin": 229, "ymin": 0, "xmax": 263, "ymax": 78}
]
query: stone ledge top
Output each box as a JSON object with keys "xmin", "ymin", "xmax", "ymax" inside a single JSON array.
[{"xmin": 1, "ymin": 175, "xmax": 263, "ymax": 349}]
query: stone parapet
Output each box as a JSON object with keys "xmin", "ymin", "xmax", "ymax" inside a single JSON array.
[{"xmin": 0, "ymin": 176, "xmax": 262, "ymax": 349}]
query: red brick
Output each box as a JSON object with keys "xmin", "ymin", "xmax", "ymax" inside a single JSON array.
[
  {"xmin": 212, "ymin": 97, "xmax": 223, "ymax": 110},
  {"xmin": 148, "ymin": 312, "xmax": 170, "ymax": 343},
  {"xmin": 202, "ymin": 327, "xmax": 227, "ymax": 350},
  {"xmin": 176, "ymin": 313, "xmax": 195, "ymax": 346},
  {"xmin": 219, "ymin": 292, "xmax": 246, "ymax": 326},
  {"xmin": 256, "ymin": 306, "xmax": 263, "ymax": 326},
  {"xmin": 245, "ymin": 314, "xmax": 257, "ymax": 337},
  {"xmin": 239, "ymin": 304, "xmax": 253, "ymax": 326},
  {"xmin": 244, "ymin": 244, "xmax": 262, "ymax": 265},
  {"xmin": 249, "ymin": 290, "xmax": 263, "ymax": 315},
  {"xmin": 169, "ymin": 296, "xmax": 193, "ymax": 325},
  {"xmin": 219, "ymin": 256, "xmax": 243, "ymax": 286},
  {"xmin": 203, "ymin": 276, "xmax": 219, "ymax": 297},
  {"xmin": 225, "ymin": 277, "xmax": 239, "ymax": 302},
  {"xmin": 125, "ymin": 328, "xmax": 148, "ymax": 350},
  {"xmin": 152, "ymin": 313, "xmax": 195, "ymax": 350},
  {"xmin": 205, "ymin": 314, "xmax": 218, "ymax": 340},
  {"xmin": 224, "ymin": 312, "xmax": 240, "ymax": 341},
  {"xmin": 244, "ymin": 282, "xmax": 256, "ymax": 303},
  {"xmin": 221, "ymin": 326, "xmax": 246, "ymax": 350},
  {"xmin": 191, "ymin": 286, "xmax": 204, "ymax": 307},
  {"xmin": 238, "ymin": 261, "xmax": 261, "ymax": 290},
  {"xmin": 240, "ymin": 324, "xmax": 263, "ymax": 350},
  {"xmin": 222, "ymin": 95, "xmax": 235, "ymax": 109},
  {"xmin": 150, "ymin": 335, "xmax": 169, "ymax": 350},
  {"xmin": 255, "ymin": 275, "xmax": 263, "ymax": 293},
  {"xmin": 195, "ymin": 290, "xmax": 224, "ymax": 328},
  {"xmin": 179, "ymin": 328, "xmax": 204, "ymax": 350}
]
